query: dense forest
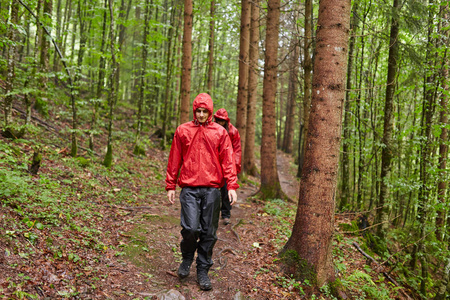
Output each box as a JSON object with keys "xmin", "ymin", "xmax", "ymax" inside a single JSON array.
[{"xmin": 1, "ymin": 0, "xmax": 450, "ymax": 298}]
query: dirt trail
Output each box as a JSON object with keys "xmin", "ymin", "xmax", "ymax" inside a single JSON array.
[{"xmin": 109, "ymin": 151, "xmax": 300, "ymax": 299}]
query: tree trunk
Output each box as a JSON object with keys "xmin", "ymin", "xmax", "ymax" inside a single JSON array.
[
  {"xmin": 258, "ymin": 0, "xmax": 284, "ymax": 200},
  {"xmin": 340, "ymin": 1, "xmax": 359, "ymax": 210},
  {"xmin": 179, "ymin": 0, "xmax": 193, "ymax": 124},
  {"xmin": 161, "ymin": 0, "xmax": 176, "ymax": 149},
  {"xmin": 297, "ymin": 0, "xmax": 312, "ymax": 178},
  {"xmin": 89, "ymin": 0, "xmax": 108, "ymax": 151},
  {"xmin": 282, "ymin": 42, "xmax": 298, "ymax": 154},
  {"xmin": 282, "ymin": 0, "xmax": 350, "ymax": 286},
  {"xmin": 376, "ymin": 0, "xmax": 400, "ymax": 240},
  {"xmin": 133, "ymin": 0, "xmax": 150, "ymax": 154},
  {"xmin": 436, "ymin": 3, "xmax": 448, "ymax": 242},
  {"xmin": 235, "ymin": 0, "xmax": 251, "ymax": 166},
  {"xmin": 206, "ymin": 0, "xmax": 215, "ymax": 94},
  {"xmin": 3, "ymin": 0, "xmax": 19, "ymax": 129},
  {"xmin": 243, "ymin": 0, "xmax": 260, "ymax": 176},
  {"xmin": 103, "ymin": 0, "xmax": 119, "ymax": 167}
]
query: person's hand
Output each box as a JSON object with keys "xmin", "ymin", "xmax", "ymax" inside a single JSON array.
[
  {"xmin": 167, "ymin": 190, "xmax": 176, "ymax": 204},
  {"xmin": 228, "ymin": 189, "xmax": 237, "ymax": 205}
]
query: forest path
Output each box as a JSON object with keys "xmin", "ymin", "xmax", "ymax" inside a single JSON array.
[{"xmin": 115, "ymin": 151, "xmax": 301, "ymax": 299}]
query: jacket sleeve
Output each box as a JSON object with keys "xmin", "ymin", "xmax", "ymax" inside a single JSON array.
[
  {"xmin": 165, "ymin": 129, "xmax": 182, "ymax": 191},
  {"xmin": 230, "ymin": 128, "xmax": 242, "ymax": 174},
  {"xmin": 219, "ymin": 133, "xmax": 239, "ymax": 190}
]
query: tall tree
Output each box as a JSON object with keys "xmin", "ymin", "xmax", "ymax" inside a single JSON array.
[
  {"xmin": 340, "ymin": 0, "xmax": 359, "ymax": 210},
  {"xmin": 282, "ymin": 40, "xmax": 299, "ymax": 154},
  {"xmin": 179, "ymin": 0, "xmax": 193, "ymax": 124},
  {"xmin": 235, "ymin": 0, "xmax": 251, "ymax": 166},
  {"xmin": 3, "ymin": 0, "xmax": 19, "ymax": 132},
  {"xmin": 282, "ymin": 0, "xmax": 350, "ymax": 286},
  {"xmin": 258, "ymin": 0, "xmax": 284, "ymax": 199},
  {"xmin": 243, "ymin": 0, "xmax": 260, "ymax": 176},
  {"xmin": 375, "ymin": 0, "xmax": 400, "ymax": 240},
  {"xmin": 206, "ymin": 0, "xmax": 215, "ymax": 94},
  {"xmin": 297, "ymin": 0, "xmax": 312, "ymax": 177},
  {"xmin": 436, "ymin": 2, "xmax": 449, "ymax": 242},
  {"xmin": 103, "ymin": 0, "xmax": 119, "ymax": 167}
]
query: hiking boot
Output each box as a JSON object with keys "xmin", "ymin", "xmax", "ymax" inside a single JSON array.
[
  {"xmin": 223, "ymin": 218, "xmax": 230, "ymax": 225},
  {"xmin": 197, "ymin": 269, "xmax": 212, "ymax": 290},
  {"xmin": 177, "ymin": 260, "xmax": 192, "ymax": 279}
]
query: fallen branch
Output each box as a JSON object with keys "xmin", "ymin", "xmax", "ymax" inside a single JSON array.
[
  {"xmin": 352, "ymin": 242, "xmax": 412, "ymax": 300},
  {"xmin": 340, "ymin": 215, "xmax": 400, "ymax": 234},
  {"xmin": 104, "ymin": 204, "xmax": 156, "ymax": 212},
  {"xmin": 231, "ymin": 219, "xmax": 242, "ymax": 244}
]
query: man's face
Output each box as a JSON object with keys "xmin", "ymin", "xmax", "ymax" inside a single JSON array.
[
  {"xmin": 215, "ymin": 118, "xmax": 226, "ymax": 127},
  {"xmin": 195, "ymin": 107, "xmax": 210, "ymax": 123}
]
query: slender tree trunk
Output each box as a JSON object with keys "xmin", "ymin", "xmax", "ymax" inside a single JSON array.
[
  {"xmin": 376, "ymin": 0, "xmax": 400, "ymax": 240},
  {"xmin": 244, "ymin": 0, "xmax": 260, "ymax": 176},
  {"xmin": 161, "ymin": 1, "xmax": 176, "ymax": 149},
  {"xmin": 235, "ymin": 0, "xmax": 251, "ymax": 166},
  {"xmin": 282, "ymin": 42, "xmax": 298, "ymax": 154},
  {"xmin": 340, "ymin": 1, "xmax": 358, "ymax": 210},
  {"xmin": 179, "ymin": 0, "xmax": 193, "ymax": 124},
  {"xmin": 258, "ymin": 0, "xmax": 284, "ymax": 200},
  {"xmin": 297, "ymin": 0, "xmax": 312, "ymax": 177},
  {"xmin": 282, "ymin": 0, "xmax": 350, "ymax": 286},
  {"xmin": 103, "ymin": 0, "xmax": 119, "ymax": 167},
  {"xmin": 436, "ymin": 4, "xmax": 448, "ymax": 242},
  {"xmin": 206, "ymin": 0, "xmax": 215, "ymax": 94},
  {"xmin": 3, "ymin": 0, "xmax": 19, "ymax": 129}
]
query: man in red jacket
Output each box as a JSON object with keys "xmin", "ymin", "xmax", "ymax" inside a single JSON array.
[
  {"xmin": 213, "ymin": 108, "xmax": 242, "ymax": 225},
  {"xmin": 165, "ymin": 93, "xmax": 239, "ymax": 291}
]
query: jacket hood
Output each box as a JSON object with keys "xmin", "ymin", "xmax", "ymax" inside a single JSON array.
[
  {"xmin": 193, "ymin": 93, "xmax": 214, "ymax": 124},
  {"xmin": 213, "ymin": 108, "xmax": 230, "ymax": 123}
]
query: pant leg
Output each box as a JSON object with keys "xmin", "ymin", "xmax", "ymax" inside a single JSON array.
[
  {"xmin": 179, "ymin": 187, "xmax": 201, "ymax": 261},
  {"xmin": 196, "ymin": 187, "xmax": 221, "ymax": 270},
  {"xmin": 220, "ymin": 183, "xmax": 232, "ymax": 219}
]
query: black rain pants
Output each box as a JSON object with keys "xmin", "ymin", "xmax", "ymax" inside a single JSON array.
[
  {"xmin": 179, "ymin": 187, "xmax": 221, "ymax": 271},
  {"xmin": 220, "ymin": 183, "xmax": 232, "ymax": 219}
]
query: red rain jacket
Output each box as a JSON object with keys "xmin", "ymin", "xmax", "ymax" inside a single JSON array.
[
  {"xmin": 165, "ymin": 93, "xmax": 239, "ymax": 191},
  {"xmin": 213, "ymin": 108, "xmax": 242, "ymax": 174}
]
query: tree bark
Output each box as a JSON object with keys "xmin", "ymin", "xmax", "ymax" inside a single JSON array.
[
  {"xmin": 258, "ymin": 0, "xmax": 284, "ymax": 200},
  {"xmin": 436, "ymin": 3, "xmax": 448, "ymax": 242},
  {"xmin": 103, "ymin": 0, "xmax": 119, "ymax": 167},
  {"xmin": 206, "ymin": 0, "xmax": 215, "ymax": 94},
  {"xmin": 282, "ymin": 41, "xmax": 298, "ymax": 154},
  {"xmin": 3, "ymin": 0, "xmax": 19, "ymax": 129},
  {"xmin": 340, "ymin": 0, "xmax": 359, "ymax": 210},
  {"xmin": 376, "ymin": 0, "xmax": 400, "ymax": 240},
  {"xmin": 297, "ymin": 0, "xmax": 312, "ymax": 178},
  {"xmin": 179, "ymin": 0, "xmax": 193, "ymax": 124},
  {"xmin": 243, "ymin": 0, "xmax": 260, "ymax": 176},
  {"xmin": 282, "ymin": 0, "xmax": 350, "ymax": 286},
  {"xmin": 235, "ymin": 0, "xmax": 251, "ymax": 166}
]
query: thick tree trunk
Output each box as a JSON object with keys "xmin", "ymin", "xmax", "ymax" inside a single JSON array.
[
  {"xmin": 235, "ymin": 0, "xmax": 251, "ymax": 166},
  {"xmin": 282, "ymin": 0, "xmax": 350, "ymax": 286},
  {"xmin": 244, "ymin": 0, "xmax": 260, "ymax": 176},
  {"xmin": 376, "ymin": 0, "xmax": 400, "ymax": 240},
  {"xmin": 179, "ymin": 0, "xmax": 193, "ymax": 124},
  {"xmin": 258, "ymin": 0, "xmax": 284, "ymax": 200}
]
